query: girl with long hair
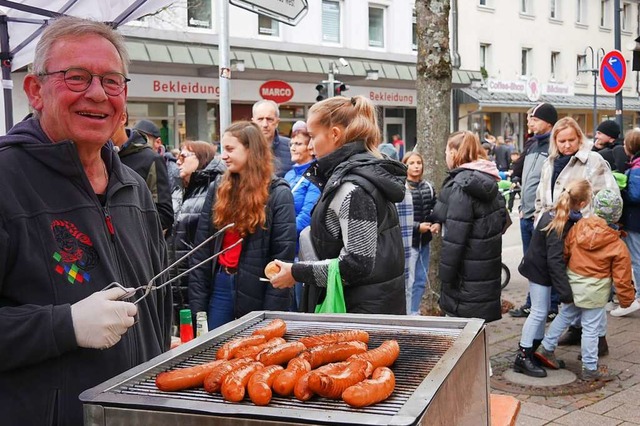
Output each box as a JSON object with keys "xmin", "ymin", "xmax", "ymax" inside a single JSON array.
[
  {"xmin": 402, "ymin": 151, "xmax": 436, "ymax": 315},
  {"xmin": 189, "ymin": 121, "xmax": 297, "ymax": 329},
  {"xmin": 514, "ymin": 179, "xmax": 592, "ymax": 378},
  {"xmin": 269, "ymin": 96, "xmax": 407, "ymax": 314},
  {"xmin": 430, "ymin": 131, "xmax": 506, "ymax": 322}
]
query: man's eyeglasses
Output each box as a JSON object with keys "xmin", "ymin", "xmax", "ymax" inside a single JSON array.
[
  {"xmin": 178, "ymin": 152, "xmax": 196, "ymax": 161},
  {"xmin": 37, "ymin": 67, "xmax": 130, "ymax": 96}
]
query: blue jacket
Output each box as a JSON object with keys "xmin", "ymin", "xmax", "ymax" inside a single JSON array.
[
  {"xmin": 622, "ymin": 155, "xmax": 640, "ymax": 232},
  {"xmin": 272, "ymin": 131, "xmax": 294, "ymax": 178},
  {"xmin": 284, "ymin": 161, "xmax": 321, "ymax": 236}
]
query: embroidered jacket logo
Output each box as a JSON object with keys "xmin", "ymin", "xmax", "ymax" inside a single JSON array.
[{"xmin": 50, "ymin": 220, "xmax": 98, "ymax": 284}]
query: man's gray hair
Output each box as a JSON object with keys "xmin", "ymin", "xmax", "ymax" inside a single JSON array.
[
  {"xmin": 252, "ymin": 100, "xmax": 280, "ymax": 118},
  {"xmin": 32, "ymin": 16, "xmax": 130, "ymax": 76}
]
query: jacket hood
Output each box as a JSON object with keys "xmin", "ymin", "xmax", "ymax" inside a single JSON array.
[
  {"xmin": 458, "ymin": 159, "xmax": 501, "ymax": 181},
  {"xmin": 573, "ymin": 216, "xmax": 620, "ymax": 251},
  {"xmin": 1, "ymin": 117, "xmax": 133, "ymax": 184},
  {"xmin": 313, "ymin": 141, "xmax": 407, "ymax": 203},
  {"xmin": 449, "ymin": 165, "xmax": 500, "ymax": 202}
]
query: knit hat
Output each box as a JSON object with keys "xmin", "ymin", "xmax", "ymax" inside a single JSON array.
[
  {"xmin": 134, "ymin": 119, "xmax": 160, "ymax": 138},
  {"xmin": 531, "ymin": 103, "xmax": 558, "ymax": 125},
  {"xmin": 596, "ymin": 120, "xmax": 620, "ymax": 139},
  {"xmin": 378, "ymin": 143, "xmax": 399, "ymax": 161},
  {"xmin": 291, "ymin": 120, "xmax": 307, "ymax": 135},
  {"xmin": 593, "ymin": 189, "xmax": 623, "ymax": 224}
]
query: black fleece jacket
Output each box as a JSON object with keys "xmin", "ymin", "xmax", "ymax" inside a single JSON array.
[{"xmin": 0, "ymin": 118, "xmax": 171, "ymax": 426}]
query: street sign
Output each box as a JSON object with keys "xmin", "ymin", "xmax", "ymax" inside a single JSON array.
[
  {"xmin": 599, "ymin": 50, "xmax": 627, "ymax": 94},
  {"xmin": 229, "ymin": 0, "xmax": 308, "ymax": 26}
]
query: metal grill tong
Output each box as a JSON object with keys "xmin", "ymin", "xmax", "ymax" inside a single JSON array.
[{"xmin": 103, "ymin": 223, "xmax": 243, "ymax": 304}]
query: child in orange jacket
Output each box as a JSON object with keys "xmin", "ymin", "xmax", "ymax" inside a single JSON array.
[{"xmin": 535, "ymin": 189, "xmax": 636, "ymax": 381}]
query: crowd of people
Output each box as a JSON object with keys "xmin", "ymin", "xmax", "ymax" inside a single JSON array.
[{"xmin": 3, "ymin": 14, "xmax": 640, "ymax": 424}]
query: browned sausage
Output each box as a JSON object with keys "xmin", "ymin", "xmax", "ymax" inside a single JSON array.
[
  {"xmin": 342, "ymin": 367, "xmax": 396, "ymax": 408},
  {"xmin": 233, "ymin": 337, "xmax": 286, "ymax": 359},
  {"xmin": 299, "ymin": 330, "xmax": 369, "ymax": 348},
  {"xmin": 252, "ymin": 318, "xmax": 287, "ymax": 340},
  {"xmin": 216, "ymin": 335, "xmax": 267, "ymax": 360},
  {"xmin": 272, "ymin": 357, "xmax": 311, "ymax": 396},
  {"xmin": 308, "ymin": 359, "xmax": 370, "ymax": 399},
  {"xmin": 256, "ymin": 341, "xmax": 306, "ymax": 366},
  {"xmin": 203, "ymin": 358, "xmax": 252, "ymax": 393},
  {"xmin": 247, "ymin": 364, "xmax": 284, "ymax": 406},
  {"xmin": 155, "ymin": 360, "xmax": 226, "ymax": 392},
  {"xmin": 299, "ymin": 341, "xmax": 368, "ymax": 368},
  {"xmin": 221, "ymin": 362, "xmax": 264, "ymax": 402},
  {"xmin": 348, "ymin": 340, "xmax": 400, "ymax": 369},
  {"xmin": 293, "ymin": 362, "xmax": 348, "ymax": 401}
]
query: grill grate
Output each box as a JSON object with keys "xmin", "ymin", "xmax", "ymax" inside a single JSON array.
[{"xmin": 110, "ymin": 318, "xmax": 458, "ymax": 420}]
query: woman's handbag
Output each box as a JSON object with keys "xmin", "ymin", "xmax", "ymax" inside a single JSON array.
[{"xmin": 314, "ymin": 258, "xmax": 347, "ymax": 314}]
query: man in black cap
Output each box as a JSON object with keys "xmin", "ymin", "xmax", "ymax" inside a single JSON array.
[
  {"xmin": 112, "ymin": 115, "xmax": 174, "ymax": 233},
  {"xmin": 509, "ymin": 102, "xmax": 561, "ymax": 321},
  {"xmin": 593, "ymin": 120, "xmax": 629, "ymax": 172}
]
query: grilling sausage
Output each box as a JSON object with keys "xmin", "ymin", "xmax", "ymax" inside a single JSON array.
[
  {"xmin": 342, "ymin": 367, "xmax": 396, "ymax": 408},
  {"xmin": 216, "ymin": 335, "xmax": 267, "ymax": 360},
  {"xmin": 221, "ymin": 362, "xmax": 264, "ymax": 402},
  {"xmin": 272, "ymin": 357, "xmax": 311, "ymax": 396},
  {"xmin": 293, "ymin": 362, "xmax": 349, "ymax": 401},
  {"xmin": 299, "ymin": 330, "xmax": 369, "ymax": 348},
  {"xmin": 348, "ymin": 340, "xmax": 400, "ymax": 369},
  {"xmin": 299, "ymin": 341, "xmax": 368, "ymax": 368},
  {"xmin": 203, "ymin": 358, "xmax": 253, "ymax": 393},
  {"xmin": 155, "ymin": 360, "xmax": 226, "ymax": 392},
  {"xmin": 252, "ymin": 318, "xmax": 287, "ymax": 340},
  {"xmin": 256, "ymin": 341, "xmax": 306, "ymax": 366},
  {"xmin": 307, "ymin": 359, "xmax": 370, "ymax": 399},
  {"xmin": 247, "ymin": 364, "xmax": 284, "ymax": 405},
  {"xmin": 233, "ymin": 337, "xmax": 286, "ymax": 359}
]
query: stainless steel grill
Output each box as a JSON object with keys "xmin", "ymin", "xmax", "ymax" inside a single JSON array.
[{"xmin": 81, "ymin": 312, "xmax": 489, "ymax": 426}]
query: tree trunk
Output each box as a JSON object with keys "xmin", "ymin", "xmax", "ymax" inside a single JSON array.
[{"xmin": 415, "ymin": 0, "xmax": 451, "ymax": 315}]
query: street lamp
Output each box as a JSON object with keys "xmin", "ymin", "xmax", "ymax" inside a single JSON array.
[{"xmin": 579, "ymin": 46, "xmax": 605, "ymax": 136}]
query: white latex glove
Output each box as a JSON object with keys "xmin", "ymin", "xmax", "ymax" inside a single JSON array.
[{"xmin": 71, "ymin": 287, "xmax": 138, "ymax": 350}]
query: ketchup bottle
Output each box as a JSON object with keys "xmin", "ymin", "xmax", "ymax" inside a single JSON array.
[{"xmin": 179, "ymin": 309, "xmax": 194, "ymax": 343}]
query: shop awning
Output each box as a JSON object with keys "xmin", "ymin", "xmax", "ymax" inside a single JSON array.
[
  {"xmin": 459, "ymin": 86, "xmax": 640, "ymax": 110},
  {"xmin": 125, "ymin": 40, "xmax": 481, "ymax": 87}
]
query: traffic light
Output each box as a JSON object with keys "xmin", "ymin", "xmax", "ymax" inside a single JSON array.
[
  {"xmin": 315, "ymin": 81, "xmax": 329, "ymax": 102},
  {"xmin": 334, "ymin": 81, "xmax": 349, "ymax": 97}
]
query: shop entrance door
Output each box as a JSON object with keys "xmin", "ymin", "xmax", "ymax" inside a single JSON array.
[{"xmin": 384, "ymin": 117, "xmax": 405, "ymax": 158}]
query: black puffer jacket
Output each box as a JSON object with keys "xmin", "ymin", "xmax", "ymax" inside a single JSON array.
[
  {"xmin": 406, "ymin": 179, "xmax": 436, "ymax": 248},
  {"xmin": 432, "ymin": 165, "xmax": 506, "ymax": 322},
  {"xmin": 593, "ymin": 139, "xmax": 629, "ymax": 172},
  {"xmin": 167, "ymin": 159, "xmax": 225, "ymax": 322},
  {"xmin": 296, "ymin": 141, "xmax": 407, "ymax": 315},
  {"xmin": 188, "ymin": 177, "xmax": 297, "ymax": 318},
  {"xmin": 518, "ymin": 212, "xmax": 576, "ymax": 304}
]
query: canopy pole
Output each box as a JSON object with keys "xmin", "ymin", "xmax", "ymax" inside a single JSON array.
[
  {"xmin": 218, "ymin": 0, "xmax": 231, "ymax": 138},
  {"xmin": 1, "ymin": 15, "xmax": 13, "ymax": 132}
]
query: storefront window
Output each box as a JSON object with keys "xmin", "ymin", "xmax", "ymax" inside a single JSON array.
[
  {"xmin": 277, "ymin": 104, "xmax": 307, "ymax": 136},
  {"xmin": 128, "ymin": 101, "xmax": 177, "ymax": 148}
]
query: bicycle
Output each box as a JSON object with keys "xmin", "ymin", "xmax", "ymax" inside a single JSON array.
[{"xmin": 501, "ymin": 262, "xmax": 511, "ymax": 289}]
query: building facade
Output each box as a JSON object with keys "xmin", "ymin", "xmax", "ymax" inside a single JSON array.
[{"xmin": 5, "ymin": 0, "xmax": 640, "ymax": 153}]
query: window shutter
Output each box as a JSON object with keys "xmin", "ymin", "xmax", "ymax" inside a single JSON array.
[{"xmin": 322, "ymin": 1, "xmax": 340, "ymax": 43}]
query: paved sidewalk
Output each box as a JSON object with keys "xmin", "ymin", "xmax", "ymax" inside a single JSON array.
[{"xmin": 487, "ymin": 209, "xmax": 640, "ymax": 425}]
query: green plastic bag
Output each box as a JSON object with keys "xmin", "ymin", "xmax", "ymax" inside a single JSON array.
[{"xmin": 315, "ymin": 259, "xmax": 346, "ymax": 313}]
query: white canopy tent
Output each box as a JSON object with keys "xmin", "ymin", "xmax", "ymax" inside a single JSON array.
[{"xmin": 0, "ymin": 0, "xmax": 174, "ymax": 134}]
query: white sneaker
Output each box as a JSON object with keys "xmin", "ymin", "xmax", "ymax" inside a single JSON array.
[
  {"xmin": 610, "ymin": 299, "xmax": 640, "ymax": 317},
  {"xmin": 605, "ymin": 301, "xmax": 619, "ymax": 312}
]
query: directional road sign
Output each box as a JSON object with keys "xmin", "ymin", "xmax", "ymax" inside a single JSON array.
[
  {"xmin": 230, "ymin": 0, "xmax": 308, "ymax": 26},
  {"xmin": 599, "ymin": 50, "xmax": 627, "ymax": 94}
]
